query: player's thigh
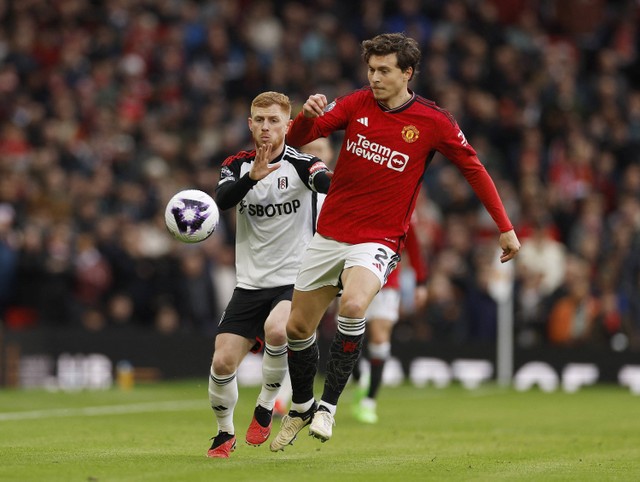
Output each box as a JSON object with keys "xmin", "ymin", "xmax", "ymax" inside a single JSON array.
[
  {"xmin": 264, "ymin": 299, "xmax": 291, "ymax": 345},
  {"xmin": 294, "ymin": 234, "xmax": 348, "ymax": 291},
  {"xmin": 212, "ymin": 332, "xmax": 255, "ymax": 374},
  {"xmin": 344, "ymin": 242, "xmax": 399, "ymax": 288},
  {"xmin": 289, "ymin": 286, "xmax": 339, "ymax": 337},
  {"xmin": 339, "ymin": 266, "xmax": 384, "ymax": 318},
  {"xmin": 219, "ymin": 285, "xmax": 292, "ymax": 349},
  {"xmin": 339, "ymin": 242, "xmax": 399, "ymax": 317}
]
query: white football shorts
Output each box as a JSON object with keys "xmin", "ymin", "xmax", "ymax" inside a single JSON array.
[
  {"xmin": 295, "ymin": 234, "xmax": 399, "ymax": 291},
  {"xmin": 365, "ymin": 287, "xmax": 401, "ymax": 323}
]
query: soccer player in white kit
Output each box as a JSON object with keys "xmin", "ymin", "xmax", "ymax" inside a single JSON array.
[
  {"xmin": 206, "ymin": 91, "xmax": 331, "ymax": 458},
  {"xmin": 270, "ymin": 33, "xmax": 520, "ymax": 451}
]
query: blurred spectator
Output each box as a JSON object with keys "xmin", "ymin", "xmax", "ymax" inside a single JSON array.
[
  {"xmin": 73, "ymin": 231, "xmax": 112, "ymax": 319},
  {"xmin": 465, "ymin": 249, "xmax": 499, "ymax": 342},
  {"xmin": 4, "ymin": 222, "xmax": 44, "ymax": 329},
  {"xmin": 515, "ymin": 214, "xmax": 567, "ymax": 345},
  {"xmin": 107, "ymin": 292, "xmax": 136, "ymax": 331},
  {"xmin": 38, "ymin": 222, "xmax": 76, "ymax": 325},
  {"xmin": 612, "ymin": 195, "xmax": 640, "ymax": 346},
  {"xmin": 423, "ymin": 268, "xmax": 468, "ymax": 343},
  {"xmin": 546, "ymin": 254, "xmax": 599, "ymax": 346},
  {"xmin": 383, "ymin": 0, "xmax": 433, "ymax": 47},
  {"xmin": 173, "ymin": 247, "xmax": 219, "ymax": 335},
  {"xmin": 0, "ymin": 204, "xmax": 17, "ymax": 318}
]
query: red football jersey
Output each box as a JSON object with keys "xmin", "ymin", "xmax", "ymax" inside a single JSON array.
[{"xmin": 287, "ymin": 87, "xmax": 513, "ymax": 252}]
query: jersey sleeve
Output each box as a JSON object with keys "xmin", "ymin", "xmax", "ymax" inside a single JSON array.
[
  {"xmin": 286, "ymin": 94, "xmax": 354, "ymax": 147},
  {"xmin": 435, "ymin": 115, "xmax": 514, "ymax": 233},
  {"xmin": 288, "ymin": 149, "xmax": 332, "ymax": 194},
  {"xmin": 215, "ymin": 153, "xmax": 257, "ymax": 210},
  {"xmin": 403, "ymin": 223, "xmax": 428, "ymax": 285}
]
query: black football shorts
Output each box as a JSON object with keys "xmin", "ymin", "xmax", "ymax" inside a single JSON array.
[{"xmin": 216, "ymin": 285, "xmax": 294, "ymax": 352}]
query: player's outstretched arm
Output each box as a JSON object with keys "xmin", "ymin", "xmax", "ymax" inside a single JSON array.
[
  {"xmin": 499, "ymin": 229, "xmax": 521, "ymax": 263},
  {"xmin": 216, "ymin": 145, "xmax": 279, "ymax": 210},
  {"xmin": 249, "ymin": 143, "xmax": 280, "ymax": 181}
]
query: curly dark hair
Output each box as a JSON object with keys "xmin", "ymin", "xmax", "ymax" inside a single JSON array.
[{"xmin": 361, "ymin": 33, "xmax": 421, "ymax": 80}]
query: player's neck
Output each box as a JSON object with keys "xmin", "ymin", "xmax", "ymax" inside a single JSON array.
[
  {"xmin": 268, "ymin": 143, "xmax": 285, "ymax": 163},
  {"xmin": 379, "ymin": 89, "xmax": 413, "ymax": 110}
]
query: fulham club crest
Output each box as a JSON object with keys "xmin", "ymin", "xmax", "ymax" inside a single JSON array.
[{"xmin": 278, "ymin": 177, "xmax": 288, "ymax": 190}]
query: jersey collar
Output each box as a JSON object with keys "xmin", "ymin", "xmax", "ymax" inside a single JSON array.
[
  {"xmin": 377, "ymin": 89, "xmax": 416, "ymax": 113},
  {"xmin": 269, "ymin": 145, "xmax": 287, "ymax": 164}
]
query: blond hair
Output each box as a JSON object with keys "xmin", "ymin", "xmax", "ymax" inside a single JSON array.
[{"xmin": 251, "ymin": 91, "xmax": 292, "ymax": 117}]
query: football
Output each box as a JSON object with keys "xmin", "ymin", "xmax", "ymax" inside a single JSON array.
[{"xmin": 164, "ymin": 189, "xmax": 219, "ymax": 243}]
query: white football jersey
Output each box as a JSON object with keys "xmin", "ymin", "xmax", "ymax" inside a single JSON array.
[{"xmin": 217, "ymin": 145, "xmax": 328, "ymax": 289}]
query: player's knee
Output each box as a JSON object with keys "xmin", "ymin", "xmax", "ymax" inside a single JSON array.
[
  {"xmin": 264, "ymin": 314, "xmax": 288, "ymax": 346},
  {"xmin": 286, "ymin": 319, "xmax": 314, "ymax": 340},
  {"xmin": 264, "ymin": 325, "xmax": 287, "ymax": 346},
  {"xmin": 211, "ymin": 353, "xmax": 237, "ymax": 376},
  {"xmin": 339, "ymin": 296, "xmax": 368, "ymax": 318}
]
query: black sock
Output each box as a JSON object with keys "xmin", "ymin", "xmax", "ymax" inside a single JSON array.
[
  {"xmin": 321, "ymin": 331, "xmax": 364, "ymax": 405},
  {"xmin": 254, "ymin": 405, "xmax": 273, "ymax": 427},
  {"xmin": 212, "ymin": 431, "xmax": 234, "ymax": 448},
  {"xmin": 367, "ymin": 358, "xmax": 385, "ymax": 399},
  {"xmin": 288, "ymin": 339, "xmax": 319, "ymax": 405},
  {"xmin": 352, "ymin": 355, "xmax": 362, "ymax": 383}
]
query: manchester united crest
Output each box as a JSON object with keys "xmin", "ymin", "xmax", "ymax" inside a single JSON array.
[{"xmin": 401, "ymin": 125, "xmax": 419, "ymax": 143}]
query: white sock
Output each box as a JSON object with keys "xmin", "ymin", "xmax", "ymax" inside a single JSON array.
[
  {"xmin": 290, "ymin": 399, "xmax": 315, "ymax": 414},
  {"xmin": 361, "ymin": 397, "xmax": 377, "ymax": 409},
  {"xmin": 208, "ymin": 369, "xmax": 238, "ymax": 434},
  {"xmin": 275, "ymin": 371, "xmax": 292, "ymax": 410},
  {"xmin": 256, "ymin": 343, "xmax": 288, "ymax": 410},
  {"xmin": 368, "ymin": 342, "xmax": 391, "ymax": 360},
  {"xmin": 318, "ymin": 400, "xmax": 337, "ymax": 416}
]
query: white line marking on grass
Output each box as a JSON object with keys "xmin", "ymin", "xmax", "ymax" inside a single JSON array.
[{"xmin": 0, "ymin": 400, "xmax": 205, "ymax": 422}]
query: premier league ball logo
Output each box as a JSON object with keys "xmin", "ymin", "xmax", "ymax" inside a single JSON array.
[
  {"xmin": 165, "ymin": 189, "xmax": 219, "ymax": 243},
  {"xmin": 171, "ymin": 198, "xmax": 210, "ymax": 234}
]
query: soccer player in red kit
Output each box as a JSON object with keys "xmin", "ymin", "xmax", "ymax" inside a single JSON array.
[{"xmin": 270, "ymin": 33, "xmax": 520, "ymax": 451}]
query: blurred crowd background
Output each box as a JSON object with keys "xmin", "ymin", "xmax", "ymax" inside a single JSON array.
[{"xmin": 0, "ymin": 0, "xmax": 639, "ymax": 352}]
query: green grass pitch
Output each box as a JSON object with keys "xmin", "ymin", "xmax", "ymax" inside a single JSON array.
[{"xmin": 1, "ymin": 379, "xmax": 638, "ymax": 481}]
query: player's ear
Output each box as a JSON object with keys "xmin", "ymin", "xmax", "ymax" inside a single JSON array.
[
  {"xmin": 285, "ymin": 118, "xmax": 292, "ymax": 134},
  {"xmin": 404, "ymin": 67, "xmax": 413, "ymax": 81},
  {"xmin": 248, "ymin": 117, "xmax": 253, "ymax": 130}
]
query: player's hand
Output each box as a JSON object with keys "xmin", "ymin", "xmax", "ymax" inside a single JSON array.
[
  {"xmin": 249, "ymin": 143, "xmax": 280, "ymax": 181},
  {"xmin": 302, "ymin": 94, "xmax": 328, "ymax": 118},
  {"xmin": 499, "ymin": 229, "xmax": 521, "ymax": 263}
]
